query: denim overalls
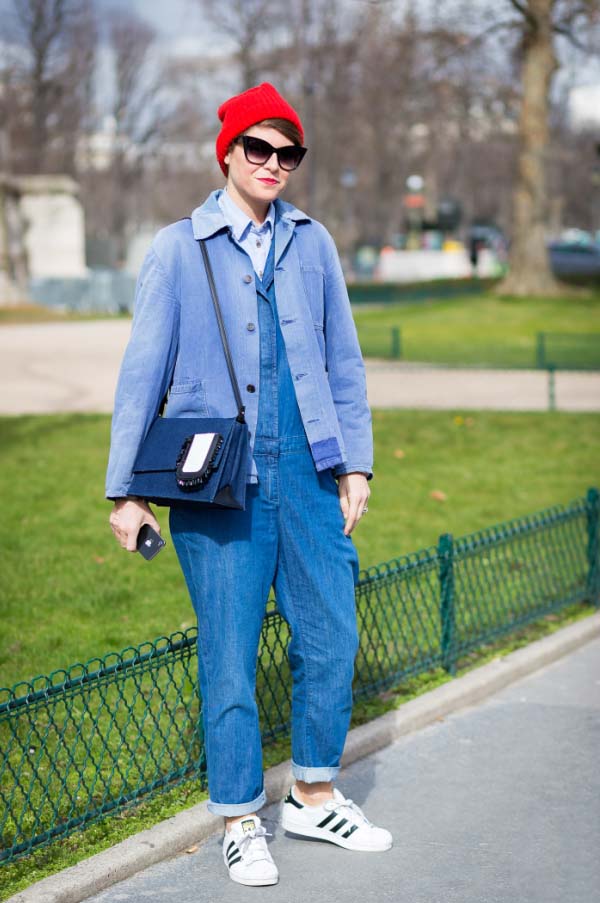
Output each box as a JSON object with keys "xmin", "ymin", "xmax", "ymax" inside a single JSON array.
[{"xmin": 170, "ymin": 236, "xmax": 360, "ymax": 816}]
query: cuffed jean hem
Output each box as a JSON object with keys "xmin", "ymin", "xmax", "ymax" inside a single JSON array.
[
  {"xmin": 291, "ymin": 760, "xmax": 341, "ymax": 782},
  {"xmin": 206, "ymin": 787, "xmax": 267, "ymax": 817}
]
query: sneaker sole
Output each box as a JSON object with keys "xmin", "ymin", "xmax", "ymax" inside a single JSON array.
[
  {"xmin": 225, "ymin": 857, "xmax": 279, "ymax": 887},
  {"xmin": 228, "ymin": 872, "xmax": 279, "ymax": 887},
  {"xmin": 281, "ymin": 811, "xmax": 392, "ymax": 852}
]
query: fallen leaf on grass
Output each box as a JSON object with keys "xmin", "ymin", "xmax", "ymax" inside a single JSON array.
[
  {"xmin": 508, "ymin": 560, "xmax": 526, "ymax": 572},
  {"xmin": 93, "ymin": 556, "xmax": 105, "ymax": 564},
  {"xmin": 430, "ymin": 490, "xmax": 447, "ymax": 502},
  {"xmin": 393, "ymin": 448, "xmax": 405, "ymax": 459}
]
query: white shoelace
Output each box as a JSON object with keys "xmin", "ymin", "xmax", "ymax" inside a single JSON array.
[
  {"xmin": 323, "ymin": 796, "xmax": 374, "ymax": 827},
  {"xmin": 235, "ymin": 825, "xmax": 273, "ymax": 863}
]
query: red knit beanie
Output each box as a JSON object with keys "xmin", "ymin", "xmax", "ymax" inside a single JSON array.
[{"xmin": 216, "ymin": 82, "xmax": 304, "ymax": 176}]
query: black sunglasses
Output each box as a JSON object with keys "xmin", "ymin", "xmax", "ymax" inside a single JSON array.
[{"xmin": 235, "ymin": 135, "xmax": 307, "ymax": 171}]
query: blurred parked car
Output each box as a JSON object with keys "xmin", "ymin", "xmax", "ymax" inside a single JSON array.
[{"xmin": 548, "ymin": 240, "xmax": 600, "ymax": 278}]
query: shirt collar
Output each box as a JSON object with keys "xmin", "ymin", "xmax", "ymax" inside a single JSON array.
[
  {"xmin": 218, "ymin": 188, "xmax": 275, "ymax": 243},
  {"xmin": 190, "ymin": 190, "xmax": 311, "ymax": 241}
]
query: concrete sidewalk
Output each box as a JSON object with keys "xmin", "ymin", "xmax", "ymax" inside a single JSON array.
[
  {"xmin": 79, "ymin": 632, "xmax": 600, "ymax": 903},
  {"xmin": 1, "ymin": 321, "xmax": 599, "ymax": 413}
]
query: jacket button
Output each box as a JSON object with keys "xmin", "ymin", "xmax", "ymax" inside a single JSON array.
[
  {"xmin": 247, "ymin": 322, "xmax": 256, "ymax": 332},
  {"xmin": 246, "ymin": 384, "xmax": 256, "ymax": 393},
  {"xmin": 243, "ymin": 274, "xmax": 252, "ymax": 283}
]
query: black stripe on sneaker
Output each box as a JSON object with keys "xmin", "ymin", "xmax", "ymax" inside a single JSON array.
[
  {"xmin": 226, "ymin": 840, "xmax": 236, "ymax": 855},
  {"xmin": 228, "ymin": 855, "xmax": 242, "ymax": 867},
  {"xmin": 317, "ymin": 811, "xmax": 337, "ymax": 828},
  {"xmin": 227, "ymin": 845, "xmax": 240, "ymax": 862},
  {"xmin": 342, "ymin": 824, "xmax": 359, "ymax": 838},
  {"xmin": 330, "ymin": 817, "xmax": 349, "ymax": 833},
  {"xmin": 285, "ymin": 789, "xmax": 304, "ymax": 809}
]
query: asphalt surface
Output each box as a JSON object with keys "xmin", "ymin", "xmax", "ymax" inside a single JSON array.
[
  {"xmin": 83, "ymin": 635, "xmax": 600, "ymax": 903},
  {"xmin": 1, "ymin": 321, "xmax": 599, "ymax": 413}
]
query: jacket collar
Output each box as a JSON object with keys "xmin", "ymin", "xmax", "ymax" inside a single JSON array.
[{"xmin": 191, "ymin": 189, "xmax": 311, "ymax": 241}]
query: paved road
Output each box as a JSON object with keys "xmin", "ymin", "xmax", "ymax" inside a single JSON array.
[
  {"xmin": 1, "ymin": 321, "xmax": 599, "ymax": 414},
  {"xmin": 85, "ymin": 636, "xmax": 600, "ymax": 903}
]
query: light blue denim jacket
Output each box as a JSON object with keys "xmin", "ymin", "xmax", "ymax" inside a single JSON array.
[{"xmin": 105, "ymin": 189, "xmax": 373, "ymax": 498}]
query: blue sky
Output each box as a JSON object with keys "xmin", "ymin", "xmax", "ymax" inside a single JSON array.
[{"xmin": 95, "ymin": 0, "xmax": 228, "ymax": 54}]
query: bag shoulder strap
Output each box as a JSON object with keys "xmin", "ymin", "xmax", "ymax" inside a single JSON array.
[{"xmin": 198, "ymin": 238, "xmax": 246, "ymax": 424}]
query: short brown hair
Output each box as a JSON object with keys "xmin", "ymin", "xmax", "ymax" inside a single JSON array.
[{"xmin": 251, "ymin": 118, "xmax": 303, "ymax": 146}]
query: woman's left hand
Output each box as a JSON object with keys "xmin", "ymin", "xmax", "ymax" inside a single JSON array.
[{"xmin": 337, "ymin": 472, "xmax": 371, "ymax": 536}]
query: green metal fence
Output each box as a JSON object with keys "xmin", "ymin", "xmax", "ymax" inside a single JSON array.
[
  {"xmin": 1, "ymin": 489, "xmax": 598, "ymax": 865},
  {"xmin": 356, "ymin": 328, "xmax": 600, "ymax": 370},
  {"xmin": 535, "ymin": 332, "xmax": 600, "ymax": 370}
]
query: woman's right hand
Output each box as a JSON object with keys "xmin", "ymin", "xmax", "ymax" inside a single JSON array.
[{"xmin": 109, "ymin": 498, "xmax": 161, "ymax": 553}]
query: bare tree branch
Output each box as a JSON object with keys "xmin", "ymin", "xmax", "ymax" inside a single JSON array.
[
  {"xmin": 506, "ymin": 0, "xmax": 538, "ymax": 27},
  {"xmin": 422, "ymin": 17, "xmax": 524, "ymax": 76},
  {"xmin": 7, "ymin": 0, "xmax": 96, "ymax": 172},
  {"xmin": 552, "ymin": 20, "xmax": 591, "ymax": 47},
  {"xmin": 196, "ymin": 0, "xmax": 287, "ymax": 88}
]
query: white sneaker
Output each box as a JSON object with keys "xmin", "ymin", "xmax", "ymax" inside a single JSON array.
[
  {"xmin": 222, "ymin": 814, "xmax": 279, "ymax": 886},
  {"xmin": 281, "ymin": 785, "xmax": 393, "ymax": 852}
]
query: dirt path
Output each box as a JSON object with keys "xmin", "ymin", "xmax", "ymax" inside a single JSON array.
[{"xmin": 1, "ymin": 321, "xmax": 598, "ymax": 415}]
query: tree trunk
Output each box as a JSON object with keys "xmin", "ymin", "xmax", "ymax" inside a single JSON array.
[{"xmin": 498, "ymin": 0, "xmax": 562, "ymax": 296}]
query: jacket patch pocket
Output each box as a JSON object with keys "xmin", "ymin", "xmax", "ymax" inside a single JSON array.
[
  {"xmin": 167, "ymin": 380, "xmax": 209, "ymax": 416},
  {"xmin": 300, "ymin": 264, "xmax": 325, "ymax": 327}
]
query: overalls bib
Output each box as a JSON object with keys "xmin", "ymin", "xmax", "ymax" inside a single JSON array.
[{"xmin": 170, "ymin": 234, "xmax": 360, "ymax": 815}]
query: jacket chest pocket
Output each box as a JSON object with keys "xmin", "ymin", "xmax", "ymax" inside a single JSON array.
[
  {"xmin": 167, "ymin": 379, "xmax": 209, "ymax": 417},
  {"xmin": 300, "ymin": 264, "xmax": 325, "ymax": 328}
]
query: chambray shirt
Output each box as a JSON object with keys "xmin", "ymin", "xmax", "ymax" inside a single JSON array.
[
  {"xmin": 105, "ymin": 189, "xmax": 373, "ymax": 498},
  {"xmin": 217, "ymin": 188, "xmax": 274, "ymax": 279}
]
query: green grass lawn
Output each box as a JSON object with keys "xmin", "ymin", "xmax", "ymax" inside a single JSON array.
[
  {"xmin": 1, "ymin": 410, "xmax": 598, "ymax": 690},
  {"xmin": 353, "ymin": 291, "xmax": 600, "ymax": 366}
]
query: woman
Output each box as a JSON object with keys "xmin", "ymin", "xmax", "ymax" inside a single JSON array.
[{"xmin": 106, "ymin": 82, "xmax": 392, "ymax": 888}]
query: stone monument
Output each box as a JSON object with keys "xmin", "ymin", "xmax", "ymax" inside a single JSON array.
[{"xmin": 0, "ymin": 173, "xmax": 87, "ymax": 305}]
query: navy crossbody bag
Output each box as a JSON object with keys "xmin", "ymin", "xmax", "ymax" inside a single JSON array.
[{"xmin": 128, "ymin": 239, "xmax": 249, "ymax": 510}]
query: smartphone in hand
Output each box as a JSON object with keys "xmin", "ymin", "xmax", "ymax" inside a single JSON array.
[{"xmin": 136, "ymin": 524, "xmax": 166, "ymax": 560}]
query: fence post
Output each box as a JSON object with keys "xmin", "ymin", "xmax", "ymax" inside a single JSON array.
[
  {"xmin": 547, "ymin": 365, "xmax": 556, "ymax": 411},
  {"xmin": 536, "ymin": 331, "xmax": 546, "ymax": 369},
  {"xmin": 438, "ymin": 532, "xmax": 456, "ymax": 674},
  {"xmin": 390, "ymin": 326, "xmax": 402, "ymax": 360},
  {"xmin": 586, "ymin": 487, "xmax": 600, "ymax": 608}
]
